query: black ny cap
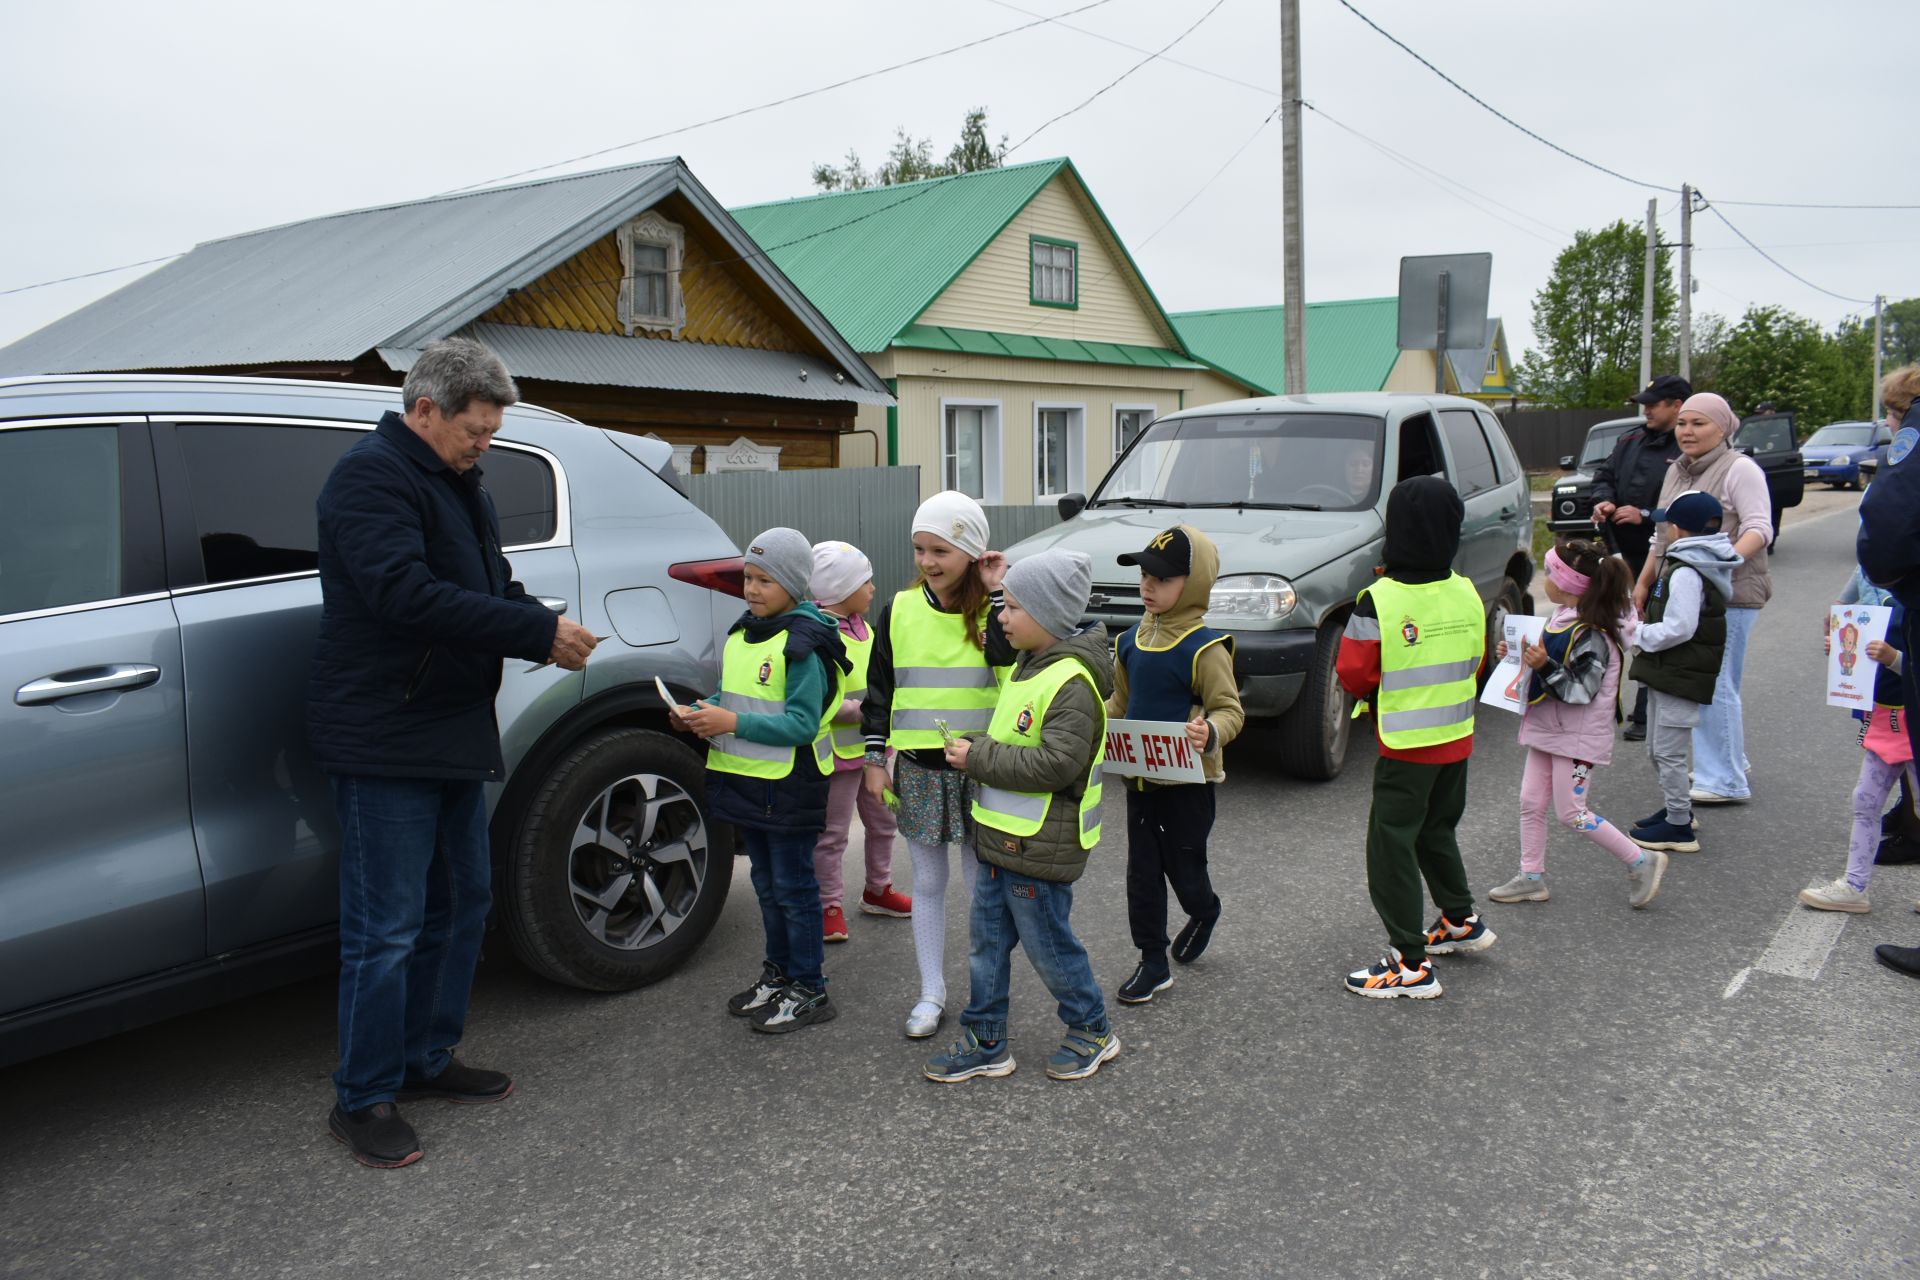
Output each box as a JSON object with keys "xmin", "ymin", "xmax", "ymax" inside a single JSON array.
[
  {"xmin": 1629, "ymin": 375, "xmax": 1694, "ymax": 406},
  {"xmin": 1117, "ymin": 526, "xmax": 1193, "ymax": 579}
]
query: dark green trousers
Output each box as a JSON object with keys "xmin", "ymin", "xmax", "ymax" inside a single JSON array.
[{"xmin": 1366, "ymin": 755, "xmax": 1476, "ymax": 964}]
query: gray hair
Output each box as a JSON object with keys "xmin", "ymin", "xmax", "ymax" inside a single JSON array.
[{"xmin": 402, "ymin": 337, "xmax": 519, "ymax": 416}]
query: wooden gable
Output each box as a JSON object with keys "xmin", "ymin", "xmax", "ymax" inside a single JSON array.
[
  {"xmin": 913, "ymin": 173, "xmax": 1177, "ymax": 349},
  {"xmin": 480, "ymin": 194, "xmax": 827, "ymax": 357}
]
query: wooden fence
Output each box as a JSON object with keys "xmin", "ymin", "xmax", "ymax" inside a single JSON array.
[{"xmin": 680, "ymin": 466, "xmax": 1064, "ymax": 600}]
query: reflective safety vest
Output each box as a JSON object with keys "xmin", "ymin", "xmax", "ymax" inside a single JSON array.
[
  {"xmin": 886, "ymin": 587, "xmax": 1003, "ymax": 750},
  {"xmin": 706, "ymin": 631, "xmax": 839, "ymax": 779},
  {"xmin": 829, "ymin": 625, "xmax": 872, "ymax": 761},
  {"xmin": 970, "ymin": 658, "xmax": 1106, "ymax": 849},
  {"xmin": 1360, "ymin": 574, "xmax": 1483, "ymax": 750}
]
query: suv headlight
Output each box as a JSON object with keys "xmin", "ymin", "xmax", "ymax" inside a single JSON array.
[{"xmin": 1207, "ymin": 573, "xmax": 1297, "ymax": 623}]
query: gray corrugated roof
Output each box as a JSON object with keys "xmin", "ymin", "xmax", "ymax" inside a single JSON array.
[
  {"xmin": 0, "ymin": 160, "xmax": 890, "ymax": 401},
  {"xmin": 379, "ymin": 323, "xmax": 892, "ymax": 405}
]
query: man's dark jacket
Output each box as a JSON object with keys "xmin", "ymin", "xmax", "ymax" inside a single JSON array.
[
  {"xmin": 1588, "ymin": 422, "xmax": 1683, "ymax": 563},
  {"xmin": 308, "ymin": 412, "xmax": 559, "ymax": 781}
]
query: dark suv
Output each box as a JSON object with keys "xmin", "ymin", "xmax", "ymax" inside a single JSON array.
[
  {"xmin": 0, "ymin": 375, "xmax": 744, "ymax": 1066},
  {"xmin": 1548, "ymin": 417, "xmax": 1640, "ymax": 536}
]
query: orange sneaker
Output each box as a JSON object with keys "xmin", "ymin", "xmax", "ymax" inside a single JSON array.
[
  {"xmin": 860, "ymin": 884, "xmax": 913, "ymax": 918},
  {"xmin": 822, "ymin": 904, "xmax": 849, "ymax": 943},
  {"xmin": 1343, "ymin": 948, "xmax": 1441, "ymax": 999}
]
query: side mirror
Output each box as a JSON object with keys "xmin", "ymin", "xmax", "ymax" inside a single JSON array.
[
  {"xmin": 1558, "ymin": 455, "xmax": 1574, "ymax": 470},
  {"xmin": 1056, "ymin": 492, "xmax": 1087, "ymax": 520}
]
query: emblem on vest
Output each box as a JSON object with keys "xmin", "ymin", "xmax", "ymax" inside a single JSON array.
[
  {"xmin": 1400, "ymin": 617, "xmax": 1420, "ymax": 646},
  {"xmin": 1015, "ymin": 703, "xmax": 1035, "ymax": 735},
  {"xmin": 757, "ymin": 659, "xmax": 773, "ymax": 685}
]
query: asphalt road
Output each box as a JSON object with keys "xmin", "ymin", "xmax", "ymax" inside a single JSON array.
[{"xmin": 3, "ymin": 488, "xmax": 1915, "ymax": 1279}]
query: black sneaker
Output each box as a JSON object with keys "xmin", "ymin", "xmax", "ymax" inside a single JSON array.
[
  {"xmin": 728, "ymin": 961, "xmax": 786, "ymax": 1017},
  {"xmin": 750, "ymin": 983, "xmax": 837, "ymax": 1034},
  {"xmin": 328, "ymin": 1102, "xmax": 422, "ymax": 1169},
  {"xmin": 1172, "ymin": 909, "xmax": 1219, "ymax": 965},
  {"xmin": 398, "ymin": 1057, "xmax": 512, "ymax": 1104},
  {"xmin": 1634, "ymin": 810, "xmax": 1699, "ymax": 831},
  {"xmin": 1117, "ymin": 958, "xmax": 1173, "ymax": 1004},
  {"xmin": 1623, "ymin": 720, "xmax": 1647, "ymax": 742}
]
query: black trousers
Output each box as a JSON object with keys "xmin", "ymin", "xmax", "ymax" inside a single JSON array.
[{"xmin": 1125, "ymin": 783, "xmax": 1221, "ymax": 958}]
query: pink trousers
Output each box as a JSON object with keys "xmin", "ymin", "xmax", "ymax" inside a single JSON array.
[
  {"xmin": 1519, "ymin": 748, "xmax": 1642, "ymax": 873},
  {"xmin": 813, "ymin": 767, "xmax": 899, "ymax": 908}
]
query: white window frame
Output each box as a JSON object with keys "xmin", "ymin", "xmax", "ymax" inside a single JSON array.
[
  {"xmin": 618, "ymin": 211, "xmax": 686, "ymax": 337},
  {"xmin": 939, "ymin": 397, "xmax": 1002, "ymax": 503},
  {"xmin": 1032, "ymin": 402, "xmax": 1086, "ymax": 502},
  {"xmin": 1112, "ymin": 403, "xmax": 1156, "ymax": 457}
]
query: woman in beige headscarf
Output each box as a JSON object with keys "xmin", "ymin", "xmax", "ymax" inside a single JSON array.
[{"xmin": 1632, "ymin": 392, "xmax": 1773, "ymax": 803}]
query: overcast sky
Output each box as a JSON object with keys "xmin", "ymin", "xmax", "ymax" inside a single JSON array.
[{"xmin": 3, "ymin": 0, "xmax": 1912, "ymax": 369}]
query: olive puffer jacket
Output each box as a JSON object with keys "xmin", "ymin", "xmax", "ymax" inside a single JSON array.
[{"xmin": 964, "ymin": 624, "xmax": 1114, "ymax": 883}]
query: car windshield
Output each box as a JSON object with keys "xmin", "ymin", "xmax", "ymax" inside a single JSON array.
[
  {"xmin": 1091, "ymin": 412, "xmax": 1385, "ymax": 512},
  {"xmin": 1805, "ymin": 423, "xmax": 1871, "ymax": 447},
  {"xmin": 1580, "ymin": 426, "xmax": 1630, "ymax": 467}
]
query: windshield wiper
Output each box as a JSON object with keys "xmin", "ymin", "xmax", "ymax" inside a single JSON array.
[
  {"xmin": 1184, "ymin": 500, "xmax": 1323, "ymax": 511},
  {"xmin": 1090, "ymin": 497, "xmax": 1190, "ymax": 508}
]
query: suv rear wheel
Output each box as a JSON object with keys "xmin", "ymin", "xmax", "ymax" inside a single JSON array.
[
  {"xmin": 1276, "ymin": 620, "xmax": 1352, "ymax": 781},
  {"xmin": 503, "ymin": 728, "xmax": 729, "ymax": 991}
]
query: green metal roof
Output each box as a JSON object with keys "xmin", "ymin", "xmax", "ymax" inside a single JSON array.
[
  {"xmin": 893, "ymin": 324, "xmax": 1207, "ymax": 370},
  {"xmin": 729, "ymin": 160, "xmax": 1069, "ymax": 353},
  {"xmin": 1169, "ymin": 297, "xmax": 1406, "ymax": 396}
]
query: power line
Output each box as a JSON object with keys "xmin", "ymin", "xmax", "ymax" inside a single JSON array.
[
  {"xmin": 1137, "ymin": 103, "xmax": 1281, "ymax": 248},
  {"xmin": 1700, "ymin": 198, "xmax": 1875, "ymax": 305},
  {"xmin": 1714, "ymin": 198, "xmax": 1920, "ymax": 211},
  {"xmin": 0, "ymin": 254, "xmax": 183, "ymax": 299},
  {"xmin": 439, "ymin": 0, "xmax": 1119, "ymax": 195},
  {"xmin": 984, "ymin": 0, "xmax": 1275, "ymax": 98},
  {"xmin": 1004, "ymin": 0, "xmax": 1230, "ymax": 156}
]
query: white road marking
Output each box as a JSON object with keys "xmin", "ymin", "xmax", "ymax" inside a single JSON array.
[
  {"xmin": 1722, "ymin": 967, "xmax": 1751, "ymax": 1000},
  {"xmin": 1726, "ymin": 896, "xmax": 1850, "ymax": 996}
]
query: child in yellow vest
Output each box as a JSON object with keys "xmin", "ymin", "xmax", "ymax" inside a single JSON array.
[
  {"xmin": 925, "ymin": 550, "xmax": 1120, "ymax": 1083},
  {"xmin": 673, "ymin": 528, "xmax": 850, "ymax": 1033},
  {"xmin": 860, "ymin": 492, "xmax": 1015, "ymax": 1040},
  {"xmin": 809, "ymin": 540, "xmax": 911, "ymax": 943}
]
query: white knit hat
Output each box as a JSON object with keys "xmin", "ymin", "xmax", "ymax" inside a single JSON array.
[
  {"xmin": 810, "ymin": 540, "xmax": 873, "ymax": 605},
  {"xmin": 911, "ymin": 490, "xmax": 990, "ymax": 560}
]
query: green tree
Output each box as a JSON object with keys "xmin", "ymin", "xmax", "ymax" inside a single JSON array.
[
  {"xmin": 1514, "ymin": 220, "xmax": 1677, "ymax": 408},
  {"xmin": 1680, "ymin": 312, "xmax": 1730, "ymax": 395},
  {"xmin": 1715, "ymin": 304, "xmax": 1853, "ymax": 428},
  {"xmin": 1879, "ymin": 296, "xmax": 1920, "ymax": 368},
  {"xmin": 811, "ymin": 107, "xmax": 1007, "ymax": 191}
]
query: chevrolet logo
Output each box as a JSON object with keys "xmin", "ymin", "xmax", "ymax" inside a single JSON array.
[{"xmin": 1088, "ymin": 592, "xmax": 1111, "ymax": 609}]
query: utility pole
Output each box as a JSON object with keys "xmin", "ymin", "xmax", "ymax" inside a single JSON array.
[
  {"xmin": 1639, "ymin": 197, "xmax": 1657, "ymax": 391},
  {"xmin": 1873, "ymin": 293, "xmax": 1886, "ymax": 422},
  {"xmin": 1678, "ymin": 184, "xmax": 1693, "ymax": 380},
  {"xmin": 1280, "ymin": 0, "xmax": 1307, "ymax": 395}
]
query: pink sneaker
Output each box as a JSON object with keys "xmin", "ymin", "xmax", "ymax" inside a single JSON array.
[
  {"xmin": 860, "ymin": 884, "xmax": 913, "ymax": 918},
  {"xmin": 822, "ymin": 904, "xmax": 849, "ymax": 943}
]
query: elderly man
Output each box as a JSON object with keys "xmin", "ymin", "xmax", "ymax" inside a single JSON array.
[
  {"xmin": 309, "ymin": 337, "xmax": 596, "ymax": 1168},
  {"xmin": 1590, "ymin": 374, "xmax": 1690, "ymax": 740}
]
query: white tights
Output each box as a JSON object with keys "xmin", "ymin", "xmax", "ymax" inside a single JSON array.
[{"xmin": 908, "ymin": 837, "xmax": 977, "ymax": 1007}]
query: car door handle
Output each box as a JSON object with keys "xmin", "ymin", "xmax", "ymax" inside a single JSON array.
[
  {"xmin": 1500, "ymin": 506, "xmax": 1517, "ymax": 518},
  {"xmin": 15, "ymin": 663, "xmax": 162, "ymax": 706},
  {"xmin": 535, "ymin": 596, "xmax": 570, "ymax": 615}
]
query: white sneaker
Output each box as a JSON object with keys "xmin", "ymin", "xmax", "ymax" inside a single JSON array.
[
  {"xmin": 1797, "ymin": 877, "xmax": 1869, "ymax": 914},
  {"xmin": 904, "ymin": 1000, "xmax": 944, "ymax": 1039},
  {"xmin": 1488, "ymin": 873, "xmax": 1550, "ymax": 903}
]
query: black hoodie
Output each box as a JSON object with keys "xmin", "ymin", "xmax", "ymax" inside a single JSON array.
[{"xmin": 1381, "ymin": 475, "xmax": 1464, "ymax": 584}]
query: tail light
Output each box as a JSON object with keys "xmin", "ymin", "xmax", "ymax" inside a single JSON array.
[{"xmin": 670, "ymin": 556, "xmax": 746, "ymax": 598}]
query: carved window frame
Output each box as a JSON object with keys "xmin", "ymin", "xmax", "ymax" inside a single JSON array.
[{"xmin": 618, "ymin": 212, "xmax": 685, "ymax": 337}]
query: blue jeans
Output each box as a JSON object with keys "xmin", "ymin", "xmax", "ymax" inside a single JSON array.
[
  {"xmin": 331, "ymin": 775, "xmax": 491, "ymax": 1111},
  {"xmin": 961, "ymin": 858, "xmax": 1107, "ymax": 1043},
  {"xmin": 741, "ymin": 827, "xmax": 826, "ymax": 991},
  {"xmin": 1692, "ymin": 606, "xmax": 1757, "ymax": 798}
]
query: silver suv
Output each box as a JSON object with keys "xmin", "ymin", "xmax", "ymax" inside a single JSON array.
[{"xmin": 0, "ymin": 375, "xmax": 742, "ymax": 1066}]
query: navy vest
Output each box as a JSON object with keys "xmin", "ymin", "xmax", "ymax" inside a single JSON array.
[{"xmin": 1117, "ymin": 625, "xmax": 1232, "ymax": 722}]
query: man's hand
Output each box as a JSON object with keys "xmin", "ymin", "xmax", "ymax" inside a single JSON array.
[
  {"xmin": 1521, "ymin": 640, "xmax": 1549, "ymax": 671},
  {"xmin": 976, "ymin": 551, "xmax": 1008, "ymax": 592},
  {"xmin": 550, "ymin": 617, "xmax": 598, "ymax": 671},
  {"xmin": 1184, "ymin": 716, "xmax": 1210, "ymax": 750},
  {"xmin": 1611, "ymin": 506, "xmax": 1644, "ymax": 526},
  {"xmin": 1592, "ymin": 501, "xmax": 1617, "ymax": 523},
  {"xmin": 1868, "ymin": 639, "xmax": 1898, "ymax": 667},
  {"xmin": 677, "ymin": 702, "xmax": 737, "ymax": 739},
  {"xmin": 943, "ymin": 737, "xmax": 972, "ymax": 771}
]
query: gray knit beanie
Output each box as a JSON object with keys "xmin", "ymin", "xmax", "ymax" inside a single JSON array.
[
  {"xmin": 1002, "ymin": 549, "xmax": 1093, "ymax": 639},
  {"xmin": 743, "ymin": 527, "xmax": 813, "ymax": 605}
]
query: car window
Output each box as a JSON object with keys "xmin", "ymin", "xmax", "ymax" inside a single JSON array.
[
  {"xmin": 480, "ymin": 448, "xmax": 558, "ymax": 546},
  {"xmin": 1580, "ymin": 426, "xmax": 1628, "ymax": 467},
  {"xmin": 0, "ymin": 425, "xmax": 123, "ymax": 615},
  {"xmin": 1398, "ymin": 413, "xmax": 1446, "ymax": 483},
  {"xmin": 1805, "ymin": 424, "xmax": 1871, "ymax": 447},
  {"xmin": 1092, "ymin": 412, "xmax": 1384, "ymax": 511},
  {"xmin": 1736, "ymin": 416, "xmax": 1793, "ymax": 455},
  {"xmin": 1438, "ymin": 409, "xmax": 1497, "ymax": 496},
  {"xmin": 175, "ymin": 422, "xmax": 359, "ymax": 584},
  {"xmin": 1476, "ymin": 411, "xmax": 1518, "ymax": 483}
]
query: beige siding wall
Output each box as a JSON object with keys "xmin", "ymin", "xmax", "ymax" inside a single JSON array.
[
  {"xmin": 914, "ymin": 177, "xmax": 1173, "ymax": 348},
  {"xmin": 1384, "ymin": 349, "xmax": 1437, "ymax": 393}
]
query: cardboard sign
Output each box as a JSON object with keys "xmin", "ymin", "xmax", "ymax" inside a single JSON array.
[
  {"xmin": 1479, "ymin": 614, "xmax": 1548, "ymax": 715},
  {"xmin": 1102, "ymin": 718, "xmax": 1207, "ymax": 784},
  {"xmin": 1828, "ymin": 604, "xmax": 1892, "ymax": 710}
]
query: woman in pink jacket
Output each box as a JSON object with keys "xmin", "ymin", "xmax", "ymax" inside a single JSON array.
[{"xmin": 1489, "ymin": 539, "xmax": 1671, "ymax": 910}]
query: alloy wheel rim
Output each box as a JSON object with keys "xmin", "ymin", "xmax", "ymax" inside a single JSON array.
[{"xmin": 567, "ymin": 773, "xmax": 708, "ymax": 951}]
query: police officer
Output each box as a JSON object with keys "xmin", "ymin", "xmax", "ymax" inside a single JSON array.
[{"xmin": 1589, "ymin": 374, "xmax": 1691, "ymax": 739}]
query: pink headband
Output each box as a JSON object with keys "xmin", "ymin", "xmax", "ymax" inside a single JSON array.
[{"xmin": 1545, "ymin": 547, "xmax": 1590, "ymax": 595}]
